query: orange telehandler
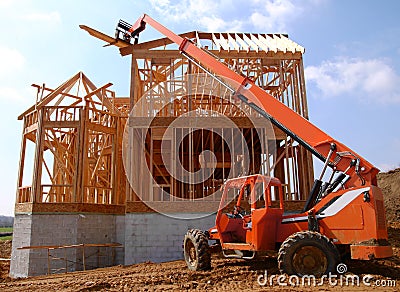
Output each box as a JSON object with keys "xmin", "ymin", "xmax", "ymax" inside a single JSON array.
[{"xmin": 119, "ymin": 14, "xmax": 393, "ymax": 276}]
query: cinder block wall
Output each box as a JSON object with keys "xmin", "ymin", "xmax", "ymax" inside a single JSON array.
[
  {"xmin": 9, "ymin": 214, "xmax": 33, "ymax": 278},
  {"xmin": 29, "ymin": 214, "xmax": 79, "ymax": 276},
  {"xmin": 75, "ymin": 214, "xmax": 122, "ymax": 270},
  {"xmin": 10, "ymin": 212, "xmax": 215, "ymax": 277},
  {"xmin": 115, "ymin": 215, "xmax": 126, "ymax": 265},
  {"xmin": 123, "ymin": 213, "xmax": 216, "ymax": 264},
  {"xmin": 10, "ymin": 213, "xmax": 122, "ymax": 277}
]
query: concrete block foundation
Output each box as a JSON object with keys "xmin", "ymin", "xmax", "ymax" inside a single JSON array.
[
  {"xmin": 10, "ymin": 213, "xmax": 123, "ymax": 277},
  {"xmin": 10, "ymin": 212, "xmax": 215, "ymax": 277},
  {"xmin": 123, "ymin": 213, "xmax": 215, "ymax": 265}
]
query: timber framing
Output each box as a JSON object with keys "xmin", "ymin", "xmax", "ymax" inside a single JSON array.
[
  {"xmin": 15, "ymin": 26, "xmax": 314, "ymax": 214},
  {"xmin": 16, "ymin": 72, "xmax": 128, "ymax": 211},
  {"xmin": 120, "ymin": 28, "xmax": 314, "ymax": 204}
]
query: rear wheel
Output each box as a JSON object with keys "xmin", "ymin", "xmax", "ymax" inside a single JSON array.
[
  {"xmin": 183, "ymin": 229, "xmax": 211, "ymax": 271},
  {"xmin": 278, "ymin": 231, "xmax": 340, "ymax": 277}
]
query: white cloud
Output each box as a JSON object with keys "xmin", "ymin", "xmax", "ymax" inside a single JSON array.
[
  {"xmin": 21, "ymin": 11, "xmax": 61, "ymax": 24},
  {"xmin": 0, "ymin": 0, "xmax": 16, "ymax": 8},
  {"xmin": 149, "ymin": 0, "xmax": 242, "ymax": 31},
  {"xmin": 200, "ymin": 16, "xmax": 243, "ymax": 32},
  {"xmin": 0, "ymin": 87, "xmax": 31, "ymax": 105},
  {"xmin": 248, "ymin": 0, "xmax": 325, "ymax": 32},
  {"xmin": 305, "ymin": 57, "xmax": 400, "ymax": 103},
  {"xmin": 0, "ymin": 87, "xmax": 21, "ymax": 101},
  {"xmin": 250, "ymin": 0, "xmax": 299, "ymax": 31},
  {"xmin": 148, "ymin": 0, "xmax": 323, "ymax": 32},
  {"xmin": 0, "ymin": 45, "xmax": 25, "ymax": 77},
  {"xmin": 149, "ymin": 0, "xmax": 213, "ymax": 21}
]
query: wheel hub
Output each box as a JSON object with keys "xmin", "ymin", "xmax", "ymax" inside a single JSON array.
[
  {"xmin": 185, "ymin": 240, "xmax": 197, "ymax": 266},
  {"xmin": 303, "ymin": 255, "xmax": 316, "ymax": 268},
  {"xmin": 292, "ymin": 246, "xmax": 328, "ymax": 276}
]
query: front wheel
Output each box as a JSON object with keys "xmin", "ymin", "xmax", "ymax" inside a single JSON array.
[
  {"xmin": 183, "ymin": 229, "xmax": 211, "ymax": 271},
  {"xmin": 277, "ymin": 231, "xmax": 340, "ymax": 277}
]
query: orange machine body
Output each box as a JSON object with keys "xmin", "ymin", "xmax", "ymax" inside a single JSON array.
[{"xmin": 208, "ymin": 175, "xmax": 392, "ymax": 260}]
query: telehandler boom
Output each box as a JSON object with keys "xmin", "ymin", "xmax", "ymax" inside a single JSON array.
[{"xmin": 120, "ymin": 14, "xmax": 392, "ymax": 276}]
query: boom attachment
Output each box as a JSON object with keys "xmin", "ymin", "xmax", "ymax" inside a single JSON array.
[
  {"xmin": 119, "ymin": 14, "xmax": 379, "ymax": 190},
  {"xmin": 115, "ymin": 20, "xmax": 138, "ymax": 44}
]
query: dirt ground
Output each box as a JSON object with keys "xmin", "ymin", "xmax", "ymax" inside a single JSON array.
[{"xmin": 0, "ymin": 169, "xmax": 399, "ymax": 291}]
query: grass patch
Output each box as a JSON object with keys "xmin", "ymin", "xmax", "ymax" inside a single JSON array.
[
  {"xmin": 0, "ymin": 227, "xmax": 13, "ymax": 241},
  {"xmin": 0, "ymin": 235, "xmax": 12, "ymax": 241},
  {"xmin": 0, "ymin": 227, "xmax": 13, "ymax": 233}
]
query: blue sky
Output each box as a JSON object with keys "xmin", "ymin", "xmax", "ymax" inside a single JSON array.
[{"xmin": 0, "ymin": 0, "xmax": 399, "ymax": 216}]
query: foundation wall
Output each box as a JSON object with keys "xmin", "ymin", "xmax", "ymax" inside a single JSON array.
[
  {"xmin": 10, "ymin": 213, "xmax": 123, "ymax": 277},
  {"xmin": 123, "ymin": 212, "xmax": 216, "ymax": 265},
  {"xmin": 10, "ymin": 211, "xmax": 215, "ymax": 277},
  {"xmin": 9, "ymin": 214, "xmax": 32, "ymax": 278}
]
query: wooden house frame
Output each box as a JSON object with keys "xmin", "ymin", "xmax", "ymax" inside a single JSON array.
[
  {"xmin": 15, "ymin": 72, "xmax": 128, "ymax": 213},
  {"xmin": 15, "ymin": 28, "xmax": 314, "ymax": 213}
]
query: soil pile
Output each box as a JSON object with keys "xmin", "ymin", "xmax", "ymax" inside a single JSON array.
[
  {"xmin": 377, "ymin": 168, "xmax": 400, "ymax": 222},
  {"xmin": 0, "ymin": 240, "xmax": 11, "ymax": 283},
  {"xmin": 0, "ymin": 170, "xmax": 398, "ymax": 291}
]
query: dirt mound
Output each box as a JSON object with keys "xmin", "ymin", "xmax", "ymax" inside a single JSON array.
[
  {"xmin": 0, "ymin": 240, "xmax": 11, "ymax": 259},
  {"xmin": 0, "ymin": 253, "xmax": 399, "ymax": 291},
  {"xmin": 0, "ymin": 170, "xmax": 399, "ymax": 290},
  {"xmin": 377, "ymin": 168, "xmax": 400, "ymax": 222},
  {"xmin": 0, "ymin": 240, "xmax": 11, "ymax": 283}
]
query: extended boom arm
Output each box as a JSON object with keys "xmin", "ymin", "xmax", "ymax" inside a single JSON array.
[{"xmin": 124, "ymin": 14, "xmax": 379, "ymax": 188}]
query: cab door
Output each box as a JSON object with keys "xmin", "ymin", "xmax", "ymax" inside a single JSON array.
[{"xmin": 246, "ymin": 177, "xmax": 284, "ymax": 251}]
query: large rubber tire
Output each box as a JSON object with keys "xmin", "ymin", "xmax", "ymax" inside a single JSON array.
[
  {"xmin": 278, "ymin": 231, "xmax": 340, "ymax": 277},
  {"xmin": 183, "ymin": 229, "xmax": 211, "ymax": 271}
]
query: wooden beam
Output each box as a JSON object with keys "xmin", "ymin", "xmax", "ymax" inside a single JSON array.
[
  {"xmin": 14, "ymin": 202, "xmax": 125, "ymax": 214},
  {"xmin": 243, "ymin": 33, "xmax": 259, "ymax": 52},
  {"xmin": 81, "ymin": 74, "xmax": 123, "ymax": 116},
  {"xmin": 43, "ymin": 121, "xmax": 80, "ymax": 128},
  {"xmin": 113, "ymin": 97, "xmax": 130, "ymax": 104},
  {"xmin": 18, "ymin": 72, "xmax": 81, "ymax": 120},
  {"xmin": 74, "ymin": 108, "xmax": 86, "ymax": 203},
  {"xmin": 25, "ymin": 123, "xmax": 38, "ymax": 134},
  {"xmin": 31, "ymin": 84, "xmax": 81, "ymax": 100},
  {"xmin": 31, "ymin": 109, "xmax": 45, "ymax": 202},
  {"xmin": 234, "ymin": 33, "xmax": 249, "ymax": 52},
  {"xmin": 129, "ymin": 49, "xmax": 302, "ymax": 59},
  {"xmin": 227, "ymin": 33, "xmax": 240, "ymax": 52},
  {"xmin": 79, "ymin": 25, "xmax": 130, "ymax": 48},
  {"xmin": 84, "ymin": 82, "xmax": 113, "ymax": 100},
  {"xmin": 218, "ymin": 33, "xmax": 230, "ymax": 51},
  {"xmin": 120, "ymin": 31, "xmax": 197, "ymax": 56},
  {"xmin": 128, "ymin": 117, "xmax": 286, "ymax": 139},
  {"xmin": 130, "ymin": 57, "xmax": 137, "ymax": 108},
  {"xmin": 87, "ymin": 123, "xmax": 117, "ymax": 135}
]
